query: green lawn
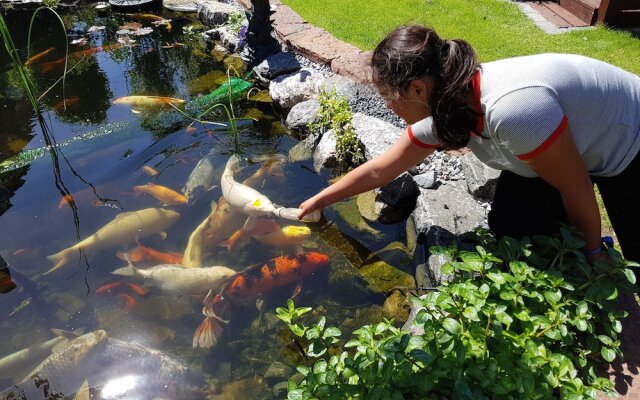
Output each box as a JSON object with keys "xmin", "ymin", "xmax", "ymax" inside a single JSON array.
[{"xmin": 280, "ymin": 0, "xmax": 640, "ymax": 74}]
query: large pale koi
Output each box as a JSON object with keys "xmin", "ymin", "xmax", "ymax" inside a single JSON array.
[
  {"xmin": 192, "ymin": 252, "xmax": 330, "ymax": 348},
  {"xmin": 45, "ymin": 208, "xmax": 180, "ymax": 274}
]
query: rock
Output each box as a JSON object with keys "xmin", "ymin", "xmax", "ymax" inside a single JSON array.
[
  {"xmin": 325, "ymin": 245, "xmax": 378, "ymax": 304},
  {"xmin": 413, "ymin": 171, "xmax": 437, "ymax": 189},
  {"xmin": 312, "ymin": 130, "xmax": 338, "ymax": 173},
  {"xmin": 383, "ymin": 289, "xmax": 410, "ymax": 321},
  {"xmin": 254, "ymin": 51, "xmax": 301, "ymax": 82},
  {"xmin": 205, "ymin": 27, "xmax": 241, "ymax": 53},
  {"xmin": 273, "ymin": 381, "xmax": 288, "ymax": 399},
  {"xmin": 377, "ymin": 172, "xmax": 419, "ymax": 207},
  {"xmin": 426, "ymin": 252, "xmax": 454, "ymax": 286},
  {"xmin": 211, "ymin": 44, "xmax": 230, "ymax": 61},
  {"xmin": 287, "ymin": 136, "xmax": 315, "ymax": 162},
  {"xmin": 351, "ymin": 113, "xmax": 403, "ymax": 160},
  {"xmin": 327, "ymin": 198, "xmax": 387, "ymax": 250},
  {"xmin": 402, "ymin": 295, "xmax": 427, "ymax": 335},
  {"xmin": 216, "ymin": 377, "xmax": 270, "ymax": 400},
  {"xmin": 269, "ymin": 68, "xmax": 324, "ymax": 109},
  {"xmin": 460, "ymin": 152, "xmax": 500, "ymax": 200},
  {"xmin": 359, "ymin": 260, "xmax": 416, "ymax": 294},
  {"xmin": 364, "ymin": 241, "xmax": 415, "ymax": 275},
  {"xmin": 263, "ymin": 362, "xmax": 294, "ymax": 381},
  {"xmin": 163, "ymin": 0, "xmax": 198, "ymax": 12},
  {"xmin": 319, "ymin": 75, "xmax": 359, "ymax": 104},
  {"xmin": 285, "ymin": 99, "xmax": 320, "ymax": 134},
  {"xmin": 356, "ymin": 190, "xmax": 383, "ymax": 222},
  {"xmin": 410, "ymin": 182, "xmax": 487, "ymax": 243},
  {"xmin": 198, "ymin": 1, "xmax": 242, "ymax": 27}
]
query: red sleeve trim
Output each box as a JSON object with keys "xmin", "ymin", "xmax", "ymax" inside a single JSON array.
[
  {"xmin": 516, "ymin": 115, "xmax": 568, "ymax": 161},
  {"xmin": 407, "ymin": 125, "xmax": 439, "ymax": 149}
]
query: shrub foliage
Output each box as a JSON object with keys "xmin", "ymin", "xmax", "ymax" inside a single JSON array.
[{"xmin": 277, "ymin": 228, "xmax": 638, "ymax": 399}]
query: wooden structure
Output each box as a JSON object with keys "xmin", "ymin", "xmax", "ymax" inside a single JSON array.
[{"xmin": 525, "ymin": 0, "xmax": 640, "ymax": 28}]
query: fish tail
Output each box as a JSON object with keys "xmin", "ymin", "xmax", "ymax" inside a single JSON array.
[
  {"xmin": 44, "ymin": 248, "xmax": 75, "ymax": 274},
  {"xmin": 192, "ymin": 317, "xmax": 224, "ymax": 349}
]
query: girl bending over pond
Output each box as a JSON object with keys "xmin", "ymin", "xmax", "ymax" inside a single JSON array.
[{"xmin": 298, "ymin": 24, "xmax": 640, "ymax": 267}]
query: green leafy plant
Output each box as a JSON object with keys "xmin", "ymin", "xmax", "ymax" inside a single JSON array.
[
  {"xmin": 277, "ymin": 228, "xmax": 638, "ymax": 399},
  {"xmin": 308, "ymin": 88, "xmax": 365, "ymax": 169},
  {"xmin": 225, "ymin": 12, "xmax": 246, "ymax": 34},
  {"xmin": 42, "ymin": 0, "xmax": 60, "ymax": 8}
]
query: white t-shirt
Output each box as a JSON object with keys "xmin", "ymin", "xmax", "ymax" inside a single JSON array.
[{"xmin": 408, "ymin": 53, "xmax": 640, "ymax": 177}]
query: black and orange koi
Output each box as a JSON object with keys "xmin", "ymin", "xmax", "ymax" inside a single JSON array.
[{"xmin": 192, "ymin": 252, "xmax": 330, "ymax": 349}]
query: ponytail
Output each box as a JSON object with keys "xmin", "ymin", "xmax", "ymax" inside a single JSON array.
[{"xmin": 372, "ymin": 26, "xmax": 481, "ymax": 149}]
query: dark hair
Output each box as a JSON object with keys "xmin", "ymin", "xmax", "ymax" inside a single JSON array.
[{"xmin": 371, "ymin": 25, "xmax": 481, "ymax": 149}]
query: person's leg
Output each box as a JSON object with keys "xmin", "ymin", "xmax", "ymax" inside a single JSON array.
[
  {"xmin": 593, "ymin": 152, "xmax": 640, "ymax": 263},
  {"xmin": 488, "ymin": 170, "xmax": 569, "ymax": 240}
]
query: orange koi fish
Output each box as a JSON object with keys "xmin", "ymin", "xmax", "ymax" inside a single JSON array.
[
  {"xmin": 39, "ymin": 43, "xmax": 124, "ymax": 72},
  {"xmin": 24, "ymin": 47, "xmax": 55, "ymax": 66},
  {"xmin": 52, "ymin": 96, "xmax": 80, "ymax": 111},
  {"xmin": 219, "ymin": 218, "xmax": 281, "ymax": 252},
  {"xmin": 133, "ymin": 182, "xmax": 188, "ymax": 205},
  {"xmin": 96, "ymin": 281, "xmax": 124, "ymax": 293},
  {"xmin": 112, "ymin": 96, "xmax": 185, "ymax": 108},
  {"xmin": 142, "ymin": 165, "xmax": 159, "ymax": 176},
  {"xmin": 117, "ymin": 293, "xmax": 137, "ymax": 311},
  {"xmin": 192, "ymin": 252, "xmax": 330, "ymax": 348},
  {"xmin": 126, "ymin": 282, "xmax": 148, "ymax": 297},
  {"xmin": 116, "ymin": 243, "xmax": 183, "ymax": 265},
  {"xmin": 128, "ymin": 13, "xmax": 171, "ymax": 31},
  {"xmin": 254, "ymin": 225, "xmax": 311, "ymax": 248}
]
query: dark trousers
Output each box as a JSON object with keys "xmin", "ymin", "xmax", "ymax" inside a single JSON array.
[{"xmin": 488, "ymin": 151, "xmax": 640, "ymax": 263}]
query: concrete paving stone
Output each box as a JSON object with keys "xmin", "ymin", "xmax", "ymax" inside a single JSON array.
[
  {"xmin": 331, "ymin": 51, "xmax": 373, "ymax": 84},
  {"xmin": 284, "ymin": 26, "xmax": 353, "ymax": 64}
]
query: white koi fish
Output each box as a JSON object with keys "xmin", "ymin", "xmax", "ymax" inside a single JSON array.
[{"xmin": 46, "ymin": 208, "xmax": 180, "ymax": 274}]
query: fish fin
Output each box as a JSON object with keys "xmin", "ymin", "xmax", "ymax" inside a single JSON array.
[
  {"xmin": 112, "ymin": 264, "xmax": 135, "ymax": 277},
  {"xmin": 292, "ymin": 280, "xmax": 303, "ymax": 300},
  {"xmin": 74, "ymin": 379, "xmax": 90, "ymax": 400},
  {"xmin": 210, "ymin": 200, "xmax": 218, "ymax": 214},
  {"xmin": 255, "ymin": 296, "xmax": 266, "ymax": 314},
  {"xmin": 50, "ymin": 327, "xmax": 84, "ymax": 339},
  {"xmin": 243, "ymin": 216, "xmax": 256, "ymax": 230},
  {"xmin": 192, "ymin": 317, "xmax": 224, "ymax": 349},
  {"xmin": 159, "ymin": 231, "xmax": 168, "ymax": 240},
  {"xmin": 44, "ymin": 248, "xmax": 74, "ymax": 275},
  {"xmin": 131, "ymin": 109, "xmax": 142, "ymax": 114}
]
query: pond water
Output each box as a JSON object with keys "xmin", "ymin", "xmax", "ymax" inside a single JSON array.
[{"xmin": 0, "ymin": 6, "xmax": 413, "ymax": 399}]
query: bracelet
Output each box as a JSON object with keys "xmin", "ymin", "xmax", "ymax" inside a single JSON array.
[{"xmin": 581, "ymin": 247, "xmax": 602, "ymax": 257}]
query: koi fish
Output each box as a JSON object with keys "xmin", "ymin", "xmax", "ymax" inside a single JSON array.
[
  {"xmin": 222, "ymin": 155, "xmax": 320, "ymax": 228},
  {"xmin": 45, "ymin": 208, "xmax": 180, "ymax": 274},
  {"xmin": 142, "ymin": 165, "xmax": 158, "ymax": 176},
  {"xmin": 39, "ymin": 43, "xmax": 124, "ymax": 72},
  {"xmin": 133, "ymin": 182, "xmax": 188, "ymax": 205},
  {"xmin": 116, "ymin": 243, "xmax": 183, "ymax": 265},
  {"xmin": 220, "ymin": 218, "xmax": 280, "ymax": 251},
  {"xmin": 112, "ymin": 95, "xmax": 185, "ymax": 108},
  {"xmin": 96, "ymin": 281, "xmax": 123, "ymax": 294},
  {"xmin": 255, "ymin": 225, "xmax": 311, "ymax": 248},
  {"xmin": 112, "ymin": 262, "xmax": 236, "ymax": 295},
  {"xmin": 24, "ymin": 47, "xmax": 55, "ymax": 66},
  {"xmin": 128, "ymin": 13, "xmax": 171, "ymax": 30},
  {"xmin": 192, "ymin": 252, "xmax": 330, "ymax": 348},
  {"xmin": 52, "ymin": 96, "xmax": 80, "ymax": 111},
  {"xmin": 118, "ymin": 293, "xmax": 137, "ymax": 311}
]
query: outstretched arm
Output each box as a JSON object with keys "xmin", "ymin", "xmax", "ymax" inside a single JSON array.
[{"xmin": 298, "ymin": 133, "xmax": 435, "ymax": 218}]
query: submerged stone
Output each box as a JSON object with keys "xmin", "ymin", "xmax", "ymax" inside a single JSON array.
[{"xmin": 359, "ymin": 260, "xmax": 415, "ymax": 294}]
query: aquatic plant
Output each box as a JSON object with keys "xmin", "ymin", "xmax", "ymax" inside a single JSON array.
[
  {"xmin": 277, "ymin": 228, "xmax": 638, "ymax": 399},
  {"xmin": 308, "ymin": 88, "xmax": 365, "ymax": 169}
]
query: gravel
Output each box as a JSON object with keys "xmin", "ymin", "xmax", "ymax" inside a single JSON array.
[{"xmin": 294, "ymin": 55, "xmax": 467, "ymax": 183}]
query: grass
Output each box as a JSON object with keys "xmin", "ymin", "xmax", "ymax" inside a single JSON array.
[{"xmin": 280, "ymin": 0, "xmax": 640, "ymax": 73}]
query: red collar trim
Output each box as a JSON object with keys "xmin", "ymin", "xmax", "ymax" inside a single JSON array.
[{"xmin": 471, "ymin": 70, "xmax": 484, "ymax": 134}]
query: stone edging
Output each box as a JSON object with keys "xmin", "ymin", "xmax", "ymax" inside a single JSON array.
[{"xmin": 234, "ymin": 0, "xmax": 373, "ymax": 83}]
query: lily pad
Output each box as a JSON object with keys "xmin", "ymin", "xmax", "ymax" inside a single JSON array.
[{"xmin": 248, "ymin": 90, "xmax": 272, "ymax": 103}]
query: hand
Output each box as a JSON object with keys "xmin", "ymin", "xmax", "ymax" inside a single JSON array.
[{"xmin": 298, "ymin": 196, "xmax": 323, "ymax": 220}]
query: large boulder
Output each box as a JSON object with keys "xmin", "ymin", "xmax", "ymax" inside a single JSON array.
[
  {"xmin": 269, "ymin": 68, "xmax": 324, "ymax": 109},
  {"xmin": 352, "ymin": 113, "xmax": 403, "ymax": 160},
  {"xmin": 460, "ymin": 152, "xmax": 501, "ymax": 200},
  {"xmin": 285, "ymin": 99, "xmax": 320, "ymax": 135},
  {"xmin": 253, "ymin": 51, "xmax": 301, "ymax": 83},
  {"xmin": 197, "ymin": 1, "xmax": 242, "ymax": 27},
  {"xmin": 312, "ymin": 130, "xmax": 338, "ymax": 173}
]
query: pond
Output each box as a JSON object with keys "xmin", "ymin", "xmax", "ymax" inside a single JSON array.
[{"xmin": 0, "ymin": 5, "xmax": 414, "ymax": 399}]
